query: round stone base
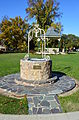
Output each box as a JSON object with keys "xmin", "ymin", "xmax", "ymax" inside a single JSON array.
[{"xmin": 0, "ymin": 72, "xmax": 76, "ymax": 96}]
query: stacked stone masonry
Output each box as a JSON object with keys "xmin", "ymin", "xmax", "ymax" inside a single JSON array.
[{"xmin": 20, "ymin": 59, "xmax": 52, "ymax": 81}]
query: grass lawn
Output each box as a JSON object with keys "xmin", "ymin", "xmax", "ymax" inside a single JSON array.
[
  {"xmin": 0, "ymin": 52, "xmax": 79, "ymax": 113},
  {"xmin": 50, "ymin": 53, "xmax": 79, "ymax": 81},
  {"xmin": 59, "ymin": 90, "xmax": 79, "ymax": 112},
  {"xmin": 0, "ymin": 95, "xmax": 28, "ymax": 114},
  {"xmin": 0, "ymin": 53, "xmax": 25, "ymax": 77}
]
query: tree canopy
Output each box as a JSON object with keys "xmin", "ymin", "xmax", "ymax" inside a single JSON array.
[
  {"xmin": 61, "ymin": 34, "xmax": 79, "ymax": 52},
  {"xmin": 26, "ymin": 0, "xmax": 61, "ymax": 31},
  {"xmin": 0, "ymin": 16, "xmax": 29, "ymax": 52}
]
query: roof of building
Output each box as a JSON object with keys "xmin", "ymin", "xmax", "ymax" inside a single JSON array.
[{"xmin": 45, "ymin": 27, "xmax": 61, "ymax": 37}]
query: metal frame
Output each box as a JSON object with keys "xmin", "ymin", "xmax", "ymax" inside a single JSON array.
[{"xmin": 28, "ymin": 24, "xmax": 46, "ymax": 58}]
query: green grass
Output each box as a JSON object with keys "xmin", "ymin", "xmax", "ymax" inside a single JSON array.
[
  {"xmin": 0, "ymin": 53, "xmax": 79, "ymax": 80},
  {"xmin": 0, "ymin": 53, "xmax": 26, "ymax": 77},
  {"xmin": 59, "ymin": 90, "xmax": 79, "ymax": 112},
  {"xmin": 0, "ymin": 53, "xmax": 42, "ymax": 77},
  {"xmin": 50, "ymin": 53, "xmax": 79, "ymax": 81},
  {"xmin": 0, "ymin": 52, "xmax": 79, "ymax": 113},
  {"xmin": 0, "ymin": 95, "xmax": 28, "ymax": 114}
]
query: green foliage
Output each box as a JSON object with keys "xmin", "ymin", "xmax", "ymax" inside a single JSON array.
[
  {"xmin": 26, "ymin": 0, "xmax": 61, "ymax": 31},
  {"xmin": 47, "ymin": 37, "xmax": 59, "ymax": 48},
  {"xmin": 0, "ymin": 95, "xmax": 28, "ymax": 114},
  {"xmin": 51, "ymin": 22, "xmax": 63, "ymax": 33},
  {"xmin": 61, "ymin": 34, "xmax": 79, "ymax": 52},
  {"xmin": 0, "ymin": 16, "xmax": 29, "ymax": 52}
]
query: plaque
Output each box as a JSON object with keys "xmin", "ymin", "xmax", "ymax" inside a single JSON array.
[{"xmin": 33, "ymin": 65, "xmax": 41, "ymax": 69}]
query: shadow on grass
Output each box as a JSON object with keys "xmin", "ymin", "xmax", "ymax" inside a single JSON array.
[
  {"xmin": 52, "ymin": 71, "xmax": 66, "ymax": 82},
  {"xmin": 63, "ymin": 66, "xmax": 72, "ymax": 72},
  {"xmin": 67, "ymin": 52, "xmax": 76, "ymax": 54}
]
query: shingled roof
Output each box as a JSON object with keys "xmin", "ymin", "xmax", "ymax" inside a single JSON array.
[{"xmin": 45, "ymin": 27, "xmax": 61, "ymax": 37}]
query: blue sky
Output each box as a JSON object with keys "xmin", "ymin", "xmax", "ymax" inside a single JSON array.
[
  {"xmin": 58, "ymin": 0, "xmax": 79, "ymax": 36},
  {"xmin": 0, "ymin": 0, "xmax": 79, "ymax": 36}
]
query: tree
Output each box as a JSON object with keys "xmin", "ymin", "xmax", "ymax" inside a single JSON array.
[
  {"xmin": 61, "ymin": 34, "xmax": 79, "ymax": 52},
  {"xmin": 0, "ymin": 16, "xmax": 29, "ymax": 52},
  {"xmin": 26, "ymin": 0, "xmax": 61, "ymax": 31}
]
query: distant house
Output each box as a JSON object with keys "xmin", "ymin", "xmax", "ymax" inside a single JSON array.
[{"xmin": 0, "ymin": 45, "xmax": 6, "ymax": 52}]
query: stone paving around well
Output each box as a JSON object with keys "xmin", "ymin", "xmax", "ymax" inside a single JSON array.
[{"xmin": 0, "ymin": 72, "xmax": 76, "ymax": 114}]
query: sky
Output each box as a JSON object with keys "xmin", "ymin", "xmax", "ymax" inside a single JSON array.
[{"xmin": 0, "ymin": 0, "xmax": 79, "ymax": 36}]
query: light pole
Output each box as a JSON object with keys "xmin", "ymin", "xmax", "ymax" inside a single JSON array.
[
  {"xmin": 37, "ymin": 38, "xmax": 40, "ymax": 52},
  {"xmin": 58, "ymin": 38, "xmax": 61, "ymax": 52}
]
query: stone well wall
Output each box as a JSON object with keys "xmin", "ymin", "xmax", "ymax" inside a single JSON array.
[{"xmin": 20, "ymin": 59, "xmax": 52, "ymax": 81}]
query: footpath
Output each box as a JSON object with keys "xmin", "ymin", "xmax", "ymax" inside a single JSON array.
[{"xmin": 0, "ymin": 112, "xmax": 79, "ymax": 120}]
